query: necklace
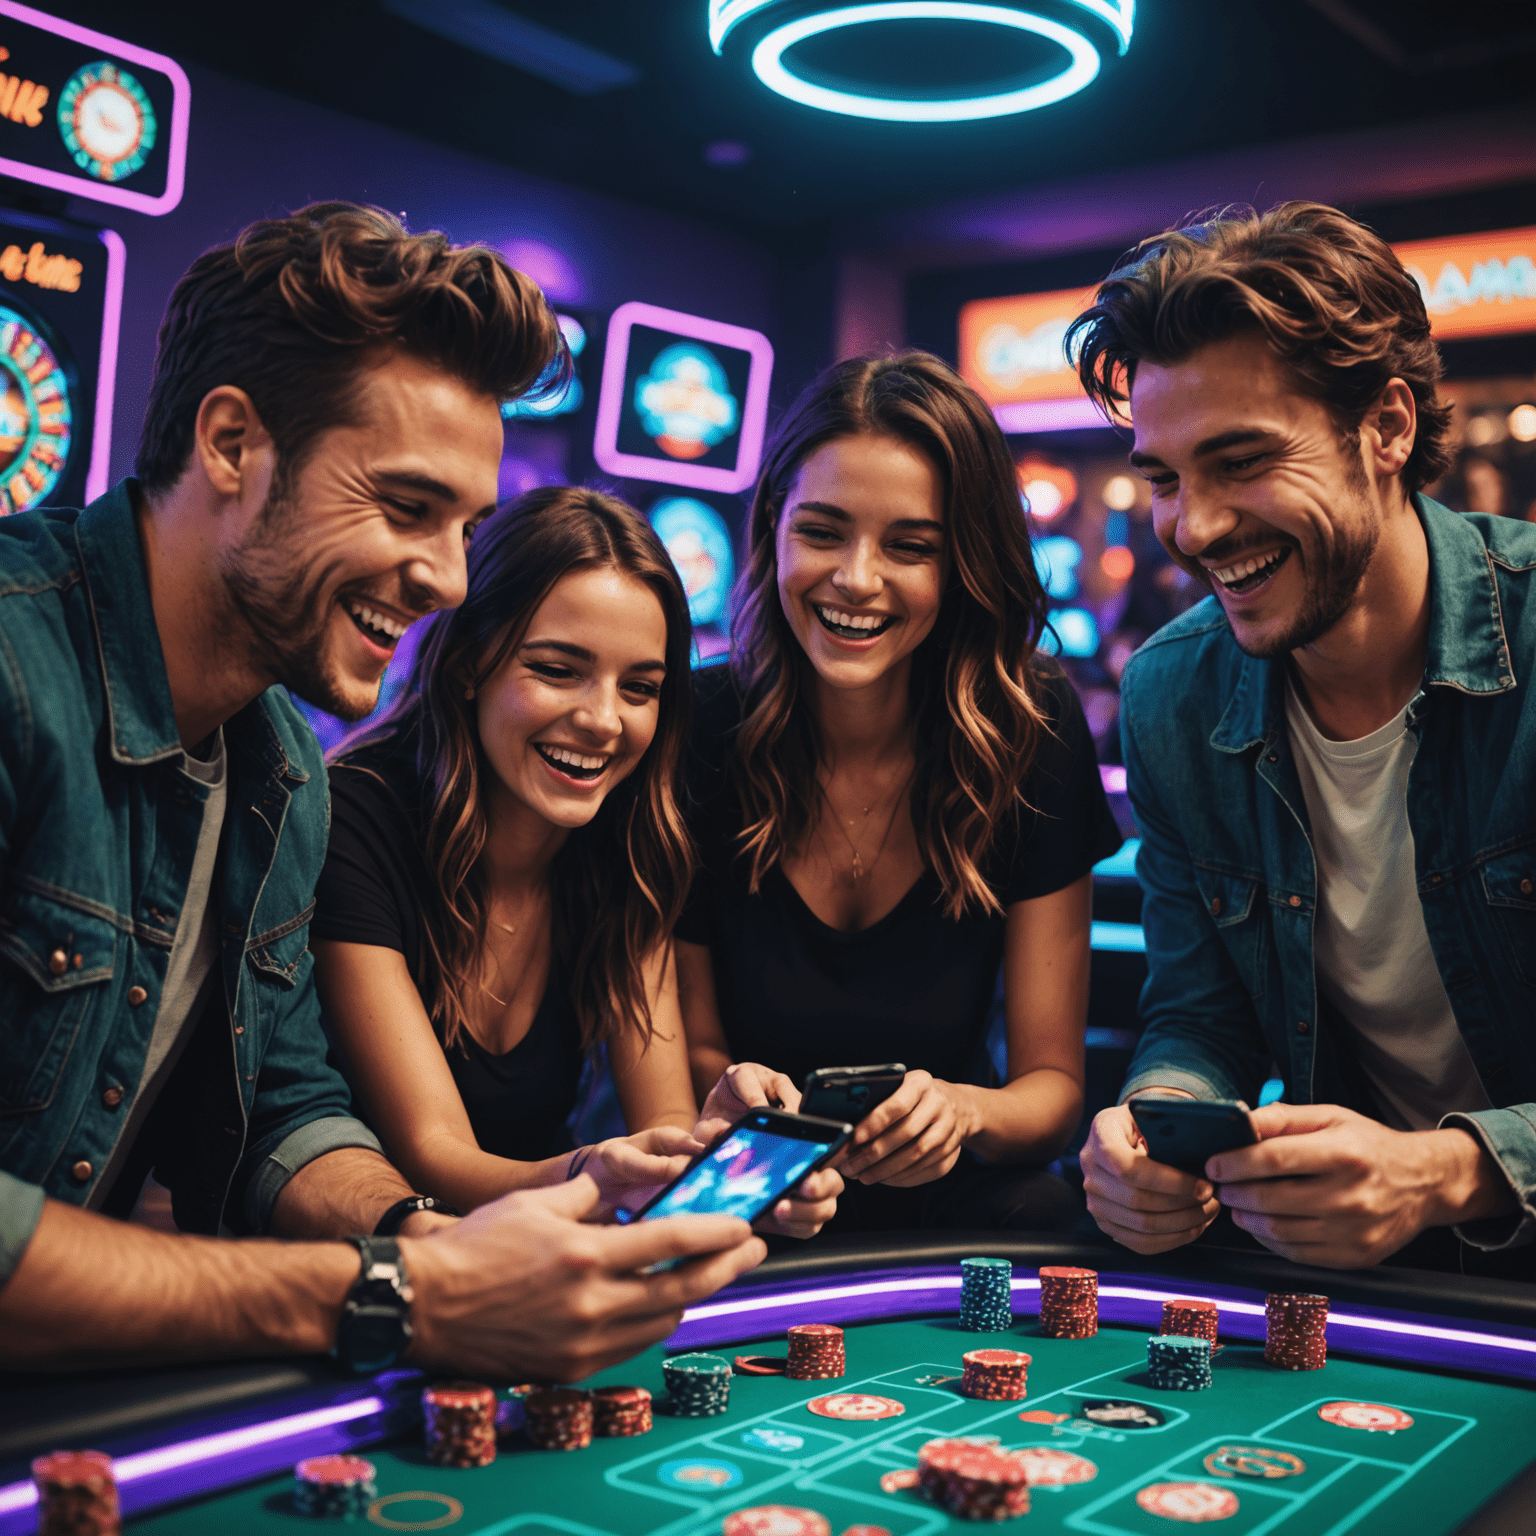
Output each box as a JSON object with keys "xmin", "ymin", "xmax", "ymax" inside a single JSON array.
[{"xmin": 817, "ymin": 767, "xmax": 914, "ymax": 885}]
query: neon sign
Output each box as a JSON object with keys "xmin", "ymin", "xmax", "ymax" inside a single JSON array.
[
  {"xmin": 1393, "ymin": 226, "xmax": 1536, "ymax": 340},
  {"xmin": 649, "ymin": 497, "xmax": 736, "ymax": 626},
  {"xmin": 594, "ymin": 301, "xmax": 773, "ymax": 494},
  {"xmin": 711, "ymin": 1, "xmax": 1132, "ymax": 122}
]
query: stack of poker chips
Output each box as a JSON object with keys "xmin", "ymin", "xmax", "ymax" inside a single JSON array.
[
  {"xmin": 960, "ymin": 1348, "xmax": 1032, "ymax": 1401},
  {"xmin": 31, "ymin": 1450, "xmax": 120, "ymax": 1535},
  {"xmin": 525, "ymin": 1388, "xmax": 595, "ymax": 1450},
  {"xmin": 785, "ymin": 1323, "xmax": 845, "ymax": 1380},
  {"xmin": 1161, "ymin": 1298, "xmax": 1219, "ymax": 1346},
  {"xmin": 918, "ymin": 1438, "xmax": 1030, "ymax": 1521},
  {"xmin": 722, "ymin": 1507, "xmax": 833, "ymax": 1536},
  {"xmin": 291, "ymin": 1454, "xmax": 377, "ymax": 1519},
  {"xmin": 662, "ymin": 1353, "xmax": 734, "ymax": 1416},
  {"xmin": 1038, "ymin": 1266, "xmax": 1098, "ymax": 1338},
  {"xmin": 1147, "ymin": 1333, "xmax": 1214, "ymax": 1392},
  {"xmin": 592, "ymin": 1385, "xmax": 653, "ymax": 1437},
  {"xmin": 496, "ymin": 1386, "xmax": 534, "ymax": 1444},
  {"xmin": 958, "ymin": 1256, "xmax": 1014, "ymax": 1331},
  {"xmin": 422, "ymin": 1382, "xmax": 498, "ymax": 1467},
  {"xmin": 1265, "ymin": 1292, "xmax": 1329, "ymax": 1370}
]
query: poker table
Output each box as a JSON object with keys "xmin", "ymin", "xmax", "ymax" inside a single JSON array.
[{"xmin": 3, "ymin": 1235, "xmax": 1534, "ymax": 1536}]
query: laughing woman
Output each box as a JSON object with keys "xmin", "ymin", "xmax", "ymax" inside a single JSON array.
[
  {"xmin": 678, "ymin": 352, "xmax": 1122, "ymax": 1236},
  {"xmin": 312, "ymin": 487, "xmax": 835, "ymax": 1231}
]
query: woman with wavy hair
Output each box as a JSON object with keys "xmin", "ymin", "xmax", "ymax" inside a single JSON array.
[
  {"xmin": 312, "ymin": 486, "xmax": 835, "ymax": 1229},
  {"xmin": 678, "ymin": 352, "xmax": 1122, "ymax": 1234}
]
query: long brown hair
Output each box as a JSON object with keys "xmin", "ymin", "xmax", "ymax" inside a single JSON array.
[
  {"xmin": 730, "ymin": 350, "xmax": 1052, "ymax": 920},
  {"xmin": 343, "ymin": 487, "xmax": 694, "ymax": 1052}
]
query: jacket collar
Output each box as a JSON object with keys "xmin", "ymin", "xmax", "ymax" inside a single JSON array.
[
  {"xmin": 1209, "ymin": 494, "xmax": 1512, "ymax": 756},
  {"xmin": 74, "ymin": 478, "xmax": 183, "ymax": 766}
]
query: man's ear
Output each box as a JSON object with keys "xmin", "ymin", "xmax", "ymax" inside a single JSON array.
[
  {"xmin": 193, "ymin": 386, "xmax": 272, "ymax": 499},
  {"xmin": 1364, "ymin": 378, "xmax": 1416, "ymax": 482}
]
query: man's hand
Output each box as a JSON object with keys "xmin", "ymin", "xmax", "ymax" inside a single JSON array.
[
  {"xmin": 835, "ymin": 1071, "xmax": 970, "ymax": 1189},
  {"xmin": 402, "ymin": 1176, "xmax": 765, "ymax": 1382},
  {"xmin": 1081, "ymin": 1101, "xmax": 1220, "ymax": 1254},
  {"xmin": 586, "ymin": 1127, "xmax": 704, "ymax": 1218},
  {"xmin": 692, "ymin": 1061, "xmax": 800, "ymax": 1146},
  {"xmin": 1209, "ymin": 1102, "xmax": 1516, "ymax": 1269}
]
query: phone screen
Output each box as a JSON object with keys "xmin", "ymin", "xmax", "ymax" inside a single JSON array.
[{"xmin": 638, "ymin": 1122, "xmax": 839, "ymax": 1222}]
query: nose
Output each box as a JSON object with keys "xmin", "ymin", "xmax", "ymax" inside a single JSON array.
[
  {"xmin": 1164, "ymin": 480, "xmax": 1240, "ymax": 562},
  {"xmin": 405, "ymin": 523, "xmax": 471, "ymax": 613},
  {"xmin": 571, "ymin": 680, "xmax": 622, "ymax": 742},
  {"xmin": 831, "ymin": 536, "xmax": 882, "ymax": 603}
]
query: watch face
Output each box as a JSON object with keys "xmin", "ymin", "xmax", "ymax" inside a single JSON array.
[
  {"xmin": 0, "ymin": 304, "xmax": 73, "ymax": 515},
  {"xmin": 58, "ymin": 63, "xmax": 157, "ymax": 183},
  {"xmin": 341, "ymin": 1305, "xmax": 411, "ymax": 1374}
]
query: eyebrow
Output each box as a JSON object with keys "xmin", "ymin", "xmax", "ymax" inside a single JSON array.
[
  {"xmin": 522, "ymin": 638, "xmax": 666, "ymax": 672},
  {"xmin": 1129, "ymin": 428, "xmax": 1275, "ymax": 470},
  {"xmin": 791, "ymin": 499, "xmax": 944, "ymax": 535},
  {"xmin": 376, "ymin": 469, "xmax": 461, "ymax": 501}
]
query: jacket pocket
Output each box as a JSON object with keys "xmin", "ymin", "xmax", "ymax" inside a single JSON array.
[
  {"xmin": 0, "ymin": 884, "xmax": 117, "ymax": 1114},
  {"xmin": 1192, "ymin": 865, "xmax": 1267, "ymax": 997},
  {"xmin": 1480, "ymin": 848, "xmax": 1536, "ymax": 988},
  {"xmin": 244, "ymin": 901, "xmax": 314, "ymax": 990}
]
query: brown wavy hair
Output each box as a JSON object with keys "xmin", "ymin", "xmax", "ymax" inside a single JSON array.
[
  {"xmin": 1067, "ymin": 201, "xmax": 1454, "ymax": 490},
  {"xmin": 137, "ymin": 200, "xmax": 567, "ymax": 494},
  {"xmin": 730, "ymin": 350, "xmax": 1052, "ymax": 920},
  {"xmin": 340, "ymin": 487, "xmax": 694, "ymax": 1053}
]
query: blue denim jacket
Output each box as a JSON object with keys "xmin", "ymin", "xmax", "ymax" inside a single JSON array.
[
  {"xmin": 1119, "ymin": 497, "xmax": 1536, "ymax": 1250},
  {"xmin": 0, "ymin": 481, "xmax": 379, "ymax": 1283}
]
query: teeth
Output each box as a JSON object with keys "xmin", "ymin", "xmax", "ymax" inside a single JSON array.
[
  {"xmin": 539, "ymin": 745, "xmax": 608, "ymax": 772},
  {"xmin": 815, "ymin": 604, "xmax": 890, "ymax": 632},
  {"xmin": 1212, "ymin": 549, "xmax": 1284, "ymax": 587},
  {"xmin": 348, "ymin": 601, "xmax": 407, "ymax": 639}
]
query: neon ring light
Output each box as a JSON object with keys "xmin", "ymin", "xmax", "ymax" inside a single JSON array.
[{"xmin": 711, "ymin": 0, "xmax": 1133, "ymax": 122}]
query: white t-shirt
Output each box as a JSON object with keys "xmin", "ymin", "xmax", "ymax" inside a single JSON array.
[{"xmin": 1285, "ymin": 682, "xmax": 1491, "ymax": 1131}]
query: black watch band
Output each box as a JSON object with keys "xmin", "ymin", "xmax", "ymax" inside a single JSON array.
[
  {"xmin": 373, "ymin": 1194, "xmax": 459, "ymax": 1236},
  {"xmin": 334, "ymin": 1235, "xmax": 414, "ymax": 1375}
]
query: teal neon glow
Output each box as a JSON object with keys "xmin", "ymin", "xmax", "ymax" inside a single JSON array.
[
  {"xmin": 711, "ymin": 0, "xmax": 1133, "ymax": 55},
  {"xmin": 751, "ymin": 2, "xmax": 1100, "ymax": 122}
]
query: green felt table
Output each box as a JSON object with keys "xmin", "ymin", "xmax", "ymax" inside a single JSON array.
[{"xmin": 131, "ymin": 1307, "xmax": 1534, "ymax": 1536}]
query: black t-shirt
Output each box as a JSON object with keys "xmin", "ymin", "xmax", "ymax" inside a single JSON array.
[
  {"xmin": 311, "ymin": 736, "xmax": 582, "ymax": 1163},
  {"xmin": 676, "ymin": 664, "xmax": 1122, "ymax": 1093}
]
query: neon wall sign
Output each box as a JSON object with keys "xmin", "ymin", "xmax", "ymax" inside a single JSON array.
[
  {"xmin": 594, "ymin": 301, "xmax": 773, "ymax": 494},
  {"xmin": 1393, "ymin": 226, "xmax": 1536, "ymax": 341},
  {"xmin": 649, "ymin": 496, "xmax": 736, "ymax": 627},
  {"xmin": 710, "ymin": 0, "xmax": 1133, "ymax": 122},
  {"xmin": 0, "ymin": 2, "xmax": 189, "ymax": 215}
]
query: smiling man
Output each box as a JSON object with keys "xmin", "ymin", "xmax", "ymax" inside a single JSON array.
[
  {"xmin": 0, "ymin": 203, "xmax": 766, "ymax": 1375},
  {"xmin": 1072, "ymin": 202, "xmax": 1536, "ymax": 1276}
]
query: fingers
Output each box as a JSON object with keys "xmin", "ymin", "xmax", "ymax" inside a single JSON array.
[
  {"xmin": 847, "ymin": 1071, "xmax": 927, "ymax": 1148},
  {"xmin": 1088, "ymin": 1189, "xmax": 1221, "ymax": 1236},
  {"xmin": 1246, "ymin": 1101, "xmax": 1347, "ymax": 1141},
  {"xmin": 488, "ymin": 1173, "xmax": 602, "ymax": 1224},
  {"xmin": 592, "ymin": 1211, "xmax": 755, "ymax": 1275},
  {"xmin": 1091, "ymin": 1210, "xmax": 1215, "ymax": 1255},
  {"xmin": 639, "ymin": 1126, "xmax": 706, "ymax": 1156},
  {"xmin": 632, "ymin": 1235, "xmax": 768, "ymax": 1312},
  {"xmin": 853, "ymin": 1112, "xmax": 956, "ymax": 1183}
]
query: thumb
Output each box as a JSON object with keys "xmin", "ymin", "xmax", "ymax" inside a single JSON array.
[
  {"xmin": 646, "ymin": 1125, "xmax": 705, "ymax": 1156},
  {"xmin": 516, "ymin": 1172, "xmax": 604, "ymax": 1221},
  {"xmin": 1247, "ymin": 1101, "xmax": 1343, "ymax": 1141}
]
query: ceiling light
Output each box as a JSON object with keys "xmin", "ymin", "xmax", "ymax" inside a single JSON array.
[
  {"xmin": 712, "ymin": 1, "xmax": 1132, "ymax": 121},
  {"xmin": 1508, "ymin": 404, "xmax": 1536, "ymax": 443}
]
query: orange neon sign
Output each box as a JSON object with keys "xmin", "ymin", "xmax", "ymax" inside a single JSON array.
[
  {"xmin": 1393, "ymin": 226, "xmax": 1536, "ymax": 341},
  {"xmin": 959, "ymin": 285, "xmax": 1098, "ymax": 406}
]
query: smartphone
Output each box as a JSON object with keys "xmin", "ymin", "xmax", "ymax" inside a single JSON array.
[
  {"xmin": 622, "ymin": 1108, "xmax": 853, "ymax": 1225},
  {"xmin": 1128, "ymin": 1096, "xmax": 1257, "ymax": 1177},
  {"xmin": 801, "ymin": 1063, "xmax": 907, "ymax": 1123}
]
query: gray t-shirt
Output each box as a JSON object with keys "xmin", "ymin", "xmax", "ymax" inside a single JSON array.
[{"xmin": 90, "ymin": 730, "xmax": 229, "ymax": 1207}]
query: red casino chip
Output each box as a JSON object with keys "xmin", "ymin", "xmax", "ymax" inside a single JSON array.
[
  {"xmin": 840, "ymin": 1528, "xmax": 893, "ymax": 1536},
  {"xmin": 806, "ymin": 1393, "xmax": 906, "ymax": 1420},
  {"xmin": 1011, "ymin": 1447, "xmax": 1098, "ymax": 1486},
  {"xmin": 1318, "ymin": 1400, "xmax": 1415, "ymax": 1432},
  {"xmin": 879, "ymin": 1468, "xmax": 920, "ymax": 1493},
  {"xmin": 1017, "ymin": 1408, "xmax": 1071, "ymax": 1425},
  {"xmin": 735, "ymin": 1355, "xmax": 788, "ymax": 1375},
  {"xmin": 722, "ymin": 1505, "xmax": 833, "ymax": 1536},
  {"xmin": 1135, "ymin": 1482, "xmax": 1241, "ymax": 1522}
]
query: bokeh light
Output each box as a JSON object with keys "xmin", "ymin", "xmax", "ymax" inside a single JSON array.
[
  {"xmin": 1018, "ymin": 457, "xmax": 1078, "ymax": 522},
  {"xmin": 1034, "ymin": 535, "xmax": 1083, "ymax": 600},
  {"xmin": 1101, "ymin": 473, "xmax": 1138, "ymax": 510},
  {"xmin": 1508, "ymin": 404, "xmax": 1536, "ymax": 443},
  {"xmin": 1101, "ymin": 545, "xmax": 1135, "ymax": 581},
  {"xmin": 1465, "ymin": 413, "xmax": 1501, "ymax": 447}
]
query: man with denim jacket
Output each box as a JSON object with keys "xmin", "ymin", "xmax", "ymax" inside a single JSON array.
[
  {"xmin": 1075, "ymin": 203, "xmax": 1535, "ymax": 1275},
  {"xmin": 0, "ymin": 203, "xmax": 770, "ymax": 1375}
]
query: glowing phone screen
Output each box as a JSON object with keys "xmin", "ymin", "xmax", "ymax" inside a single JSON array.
[{"xmin": 642, "ymin": 1125, "xmax": 832, "ymax": 1221}]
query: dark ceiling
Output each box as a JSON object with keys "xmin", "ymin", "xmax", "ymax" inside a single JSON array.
[{"xmin": 72, "ymin": 0, "xmax": 1536, "ymax": 236}]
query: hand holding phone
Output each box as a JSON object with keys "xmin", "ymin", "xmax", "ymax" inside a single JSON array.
[
  {"xmin": 801, "ymin": 1063, "xmax": 906, "ymax": 1123},
  {"xmin": 1128, "ymin": 1096, "xmax": 1257, "ymax": 1177}
]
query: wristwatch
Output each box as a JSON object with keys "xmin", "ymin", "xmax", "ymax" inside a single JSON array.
[
  {"xmin": 334, "ymin": 1235, "xmax": 414, "ymax": 1374},
  {"xmin": 373, "ymin": 1194, "xmax": 459, "ymax": 1236}
]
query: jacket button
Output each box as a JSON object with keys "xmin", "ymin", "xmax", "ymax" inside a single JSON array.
[
  {"xmin": 70, "ymin": 1159, "xmax": 92, "ymax": 1183},
  {"xmin": 1288, "ymin": 895, "xmax": 1302, "ymax": 908},
  {"xmin": 101, "ymin": 1086, "xmax": 124, "ymax": 1109},
  {"xmin": 1296, "ymin": 1021, "xmax": 1311, "ymax": 1035},
  {"xmin": 127, "ymin": 985, "xmax": 148, "ymax": 1006},
  {"xmin": 233, "ymin": 1024, "xmax": 244, "ymax": 1035},
  {"xmin": 1429, "ymin": 873, "xmax": 1441, "ymax": 885},
  {"xmin": 1209, "ymin": 897, "xmax": 1222, "ymax": 916},
  {"xmin": 49, "ymin": 948, "xmax": 67, "ymax": 976},
  {"xmin": 1522, "ymin": 879, "xmax": 1533, "ymax": 896}
]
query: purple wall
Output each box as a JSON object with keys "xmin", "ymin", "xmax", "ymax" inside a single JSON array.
[{"xmin": 79, "ymin": 58, "xmax": 774, "ymax": 484}]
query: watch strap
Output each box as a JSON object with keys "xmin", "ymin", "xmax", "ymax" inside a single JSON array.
[
  {"xmin": 334, "ymin": 1235, "xmax": 414, "ymax": 1374},
  {"xmin": 373, "ymin": 1194, "xmax": 459, "ymax": 1236}
]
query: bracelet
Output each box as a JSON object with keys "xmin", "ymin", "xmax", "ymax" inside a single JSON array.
[
  {"xmin": 567, "ymin": 1146, "xmax": 596, "ymax": 1181},
  {"xmin": 373, "ymin": 1194, "xmax": 459, "ymax": 1236}
]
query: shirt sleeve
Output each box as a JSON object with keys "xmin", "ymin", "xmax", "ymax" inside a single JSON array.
[
  {"xmin": 0, "ymin": 1170, "xmax": 45, "ymax": 1289},
  {"xmin": 1441, "ymin": 1106, "xmax": 1536, "ymax": 1252},
  {"xmin": 1001, "ymin": 666, "xmax": 1124, "ymax": 905},
  {"xmin": 311, "ymin": 763, "xmax": 418, "ymax": 959}
]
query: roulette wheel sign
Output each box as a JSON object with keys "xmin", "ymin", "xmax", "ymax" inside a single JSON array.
[
  {"xmin": 0, "ymin": 300, "xmax": 71, "ymax": 513},
  {"xmin": 58, "ymin": 61, "xmax": 157, "ymax": 184}
]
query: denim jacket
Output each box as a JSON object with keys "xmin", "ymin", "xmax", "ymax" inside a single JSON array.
[
  {"xmin": 1119, "ymin": 496, "xmax": 1536, "ymax": 1251},
  {"xmin": 0, "ymin": 481, "xmax": 379, "ymax": 1284}
]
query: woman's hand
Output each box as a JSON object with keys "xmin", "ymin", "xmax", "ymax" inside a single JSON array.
[
  {"xmin": 692, "ymin": 1061, "xmax": 801, "ymax": 1146},
  {"xmin": 583, "ymin": 1127, "xmax": 703, "ymax": 1218},
  {"xmin": 757, "ymin": 1166, "xmax": 844, "ymax": 1241},
  {"xmin": 836, "ymin": 1070, "xmax": 973, "ymax": 1188}
]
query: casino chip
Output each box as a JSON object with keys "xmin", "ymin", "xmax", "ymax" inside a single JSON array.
[
  {"xmin": 959, "ymin": 1256, "xmax": 1014, "ymax": 1331},
  {"xmin": 879, "ymin": 1468, "xmax": 920, "ymax": 1492},
  {"xmin": 1018, "ymin": 1409, "xmax": 1071, "ymax": 1425},
  {"xmin": 1136, "ymin": 1481, "xmax": 1240, "ymax": 1522},
  {"xmin": 1265, "ymin": 1292, "xmax": 1329, "ymax": 1371},
  {"xmin": 1162, "ymin": 1298, "xmax": 1220, "ymax": 1346},
  {"xmin": 807, "ymin": 1394, "xmax": 905, "ymax": 1420},
  {"xmin": 33, "ymin": 1450, "xmax": 120, "ymax": 1534},
  {"xmin": 735, "ymin": 1355, "xmax": 788, "ymax": 1375},
  {"xmin": 722, "ymin": 1505, "xmax": 833, "ymax": 1536},
  {"xmin": 918, "ymin": 1438, "xmax": 1030, "ymax": 1520},
  {"xmin": 1318, "ymin": 1401, "xmax": 1414, "ymax": 1432},
  {"xmin": 786, "ymin": 1324, "xmax": 845, "ymax": 1380},
  {"xmin": 1011, "ymin": 1447, "xmax": 1098, "ymax": 1486},
  {"xmin": 663, "ymin": 1353, "xmax": 733, "ymax": 1417},
  {"xmin": 1038, "ymin": 1266, "xmax": 1098, "ymax": 1338},
  {"xmin": 292, "ymin": 1454, "xmax": 376, "ymax": 1519},
  {"xmin": 423, "ymin": 1382, "xmax": 498, "ymax": 1465},
  {"xmin": 960, "ymin": 1347, "xmax": 1031, "ymax": 1401},
  {"xmin": 1147, "ymin": 1333, "xmax": 1214, "ymax": 1392},
  {"xmin": 593, "ymin": 1385, "xmax": 652, "ymax": 1438},
  {"xmin": 1204, "ymin": 1446, "xmax": 1306, "ymax": 1480},
  {"xmin": 525, "ymin": 1387, "xmax": 594, "ymax": 1451},
  {"xmin": 840, "ymin": 1528, "xmax": 893, "ymax": 1536}
]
